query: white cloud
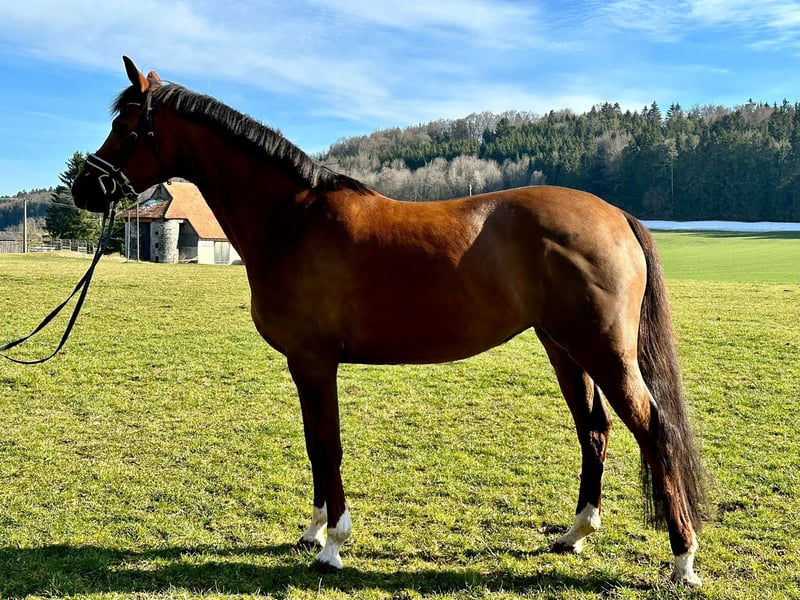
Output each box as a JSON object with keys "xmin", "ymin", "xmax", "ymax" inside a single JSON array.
[
  {"xmin": 0, "ymin": 1, "xmax": 689, "ymax": 134},
  {"xmin": 685, "ymin": 0, "xmax": 800, "ymax": 54},
  {"xmin": 686, "ymin": 0, "xmax": 798, "ymax": 25},
  {"xmin": 2, "ymin": 0, "xmax": 799, "ymax": 144},
  {"xmin": 592, "ymin": 1, "xmax": 689, "ymax": 41},
  {"xmin": 580, "ymin": 0, "xmax": 800, "ymax": 50},
  {"xmin": 0, "ymin": 0, "xmax": 544, "ymax": 74},
  {"xmin": 308, "ymin": 0, "xmax": 540, "ymax": 37}
]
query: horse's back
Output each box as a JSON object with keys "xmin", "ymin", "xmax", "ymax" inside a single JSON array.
[{"xmin": 298, "ymin": 185, "xmax": 648, "ymax": 364}]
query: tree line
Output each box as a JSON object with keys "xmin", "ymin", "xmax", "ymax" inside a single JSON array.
[
  {"xmin": 320, "ymin": 100, "xmax": 800, "ymax": 221},
  {"xmin": 0, "ymin": 190, "xmax": 51, "ymax": 231},
  {"xmin": 5, "ymin": 99, "xmax": 800, "ymax": 244},
  {"xmin": 0, "ymin": 152, "xmax": 102, "ymax": 244}
]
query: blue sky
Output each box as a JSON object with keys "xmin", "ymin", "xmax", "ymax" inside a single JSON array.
[{"xmin": 2, "ymin": 0, "xmax": 800, "ymax": 196}]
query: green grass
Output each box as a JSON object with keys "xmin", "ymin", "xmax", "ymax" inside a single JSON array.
[
  {"xmin": 0, "ymin": 232, "xmax": 798, "ymax": 599},
  {"xmin": 652, "ymin": 231, "xmax": 800, "ymax": 283}
]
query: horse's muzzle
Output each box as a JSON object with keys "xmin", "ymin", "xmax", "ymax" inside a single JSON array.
[
  {"xmin": 71, "ymin": 167, "xmax": 114, "ymax": 213},
  {"xmin": 72, "ymin": 155, "xmax": 138, "ymax": 213}
]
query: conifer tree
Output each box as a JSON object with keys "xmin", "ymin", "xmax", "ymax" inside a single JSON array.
[{"xmin": 46, "ymin": 152, "xmax": 101, "ymax": 240}]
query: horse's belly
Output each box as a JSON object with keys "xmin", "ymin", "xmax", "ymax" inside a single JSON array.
[{"xmin": 342, "ymin": 303, "xmax": 529, "ymax": 364}]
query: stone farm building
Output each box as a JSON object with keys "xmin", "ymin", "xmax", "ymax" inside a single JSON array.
[{"xmin": 118, "ymin": 181, "xmax": 241, "ymax": 265}]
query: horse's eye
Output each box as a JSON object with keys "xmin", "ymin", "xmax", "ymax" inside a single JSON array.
[{"xmin": 112, "ymin": 119, "xmax": 129, "ymax": 135}]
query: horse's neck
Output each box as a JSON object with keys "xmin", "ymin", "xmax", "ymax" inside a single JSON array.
[{"xmin": 176, "ymin": 126, "xmax": 312, "ymax": 257}]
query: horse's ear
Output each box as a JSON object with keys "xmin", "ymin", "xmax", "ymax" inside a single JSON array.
[
  {"xmin": 123, "ymin": 56, "xmax": 149, "ymax": 94},
  {"xmin": 146, "ymin": 71, "xmax": 163, "ymax": 89}
]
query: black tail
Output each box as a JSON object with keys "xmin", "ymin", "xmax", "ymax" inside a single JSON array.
[{"xmin": 625, "ymin": 214, "xmax": 706, "ymax": 532}]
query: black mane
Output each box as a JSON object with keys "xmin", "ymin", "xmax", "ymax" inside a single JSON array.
[{"xmin": 112, "ymin": 84, "xmax": 369, "ymax": 194}]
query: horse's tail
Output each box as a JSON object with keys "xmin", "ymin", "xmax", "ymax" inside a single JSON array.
[{"xmin": 625, "ymin": 214, "xmax": 706, "ymax": 532}]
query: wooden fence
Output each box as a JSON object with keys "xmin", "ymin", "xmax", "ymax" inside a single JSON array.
[
  {"xmin": 0, "ymin": 239, "xmax": 94, "ymax": 254},
  {"xmin": 0, "ymin": 240, "xmax": 22, "ymax": 254}
]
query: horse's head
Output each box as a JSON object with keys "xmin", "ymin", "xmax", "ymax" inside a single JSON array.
[{"xmin": 72, "ymin": 56, "xmax": 172, "ymax": 213}]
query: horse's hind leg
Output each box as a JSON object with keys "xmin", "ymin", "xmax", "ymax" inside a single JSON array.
[
  {"xmin": 536, "ymin": 329, "xmax": 612, "ymax": 554},
  {"xmin": 584, "ymin": 355, "xmax": 701, "ymax": 586}
]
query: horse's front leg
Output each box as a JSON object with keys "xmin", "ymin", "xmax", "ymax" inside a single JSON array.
[
  {"xmin": 537, "ymin": 330, "xmax": 611, "ymax": 554},
  {"xmin": 289, "ymin": 354, "xmax": 351, "ymax": 569}
]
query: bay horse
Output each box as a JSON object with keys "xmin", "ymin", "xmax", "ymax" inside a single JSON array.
[{"xmin": 72, "ymin": 57, "xmax": 705, "ymax": 586}]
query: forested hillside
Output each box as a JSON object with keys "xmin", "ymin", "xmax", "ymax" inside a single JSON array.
[
  {"xmin": 4, "ymin": 101, "xmax": 800, "ymax": 224},
  {"xmin": 0, "ymin": 189, "xmax": 52, "ymax": 233},
  {"xmin": 321, "ymin": 100, "xmax": 800, "ymax": 221}
]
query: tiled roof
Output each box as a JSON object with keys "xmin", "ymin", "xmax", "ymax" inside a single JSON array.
[
  {"xmin": 118, "ymin": 198, "xmax": 169, "ymax": 220},
  {"xmin": 117, "ymin": 181, "xmax": 227, "ymax": 240}
]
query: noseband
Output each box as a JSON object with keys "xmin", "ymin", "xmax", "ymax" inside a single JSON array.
[{"xmin": 85, "ymin": 153, "xmax": 138, "ymax": 203}]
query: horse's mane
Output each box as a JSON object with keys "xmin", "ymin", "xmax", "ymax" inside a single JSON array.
[{"xmin": 112, "ymin": 84, "xmax": 369, "ymax": 194}]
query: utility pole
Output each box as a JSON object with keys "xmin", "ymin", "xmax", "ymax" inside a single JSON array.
[
  {"xmin": 22, "ymin": 197, "xmax": 28, "ymax": 253},
  {"xmin": 126, "ymin": 212, "xmax": 131, "ymax": 261}
]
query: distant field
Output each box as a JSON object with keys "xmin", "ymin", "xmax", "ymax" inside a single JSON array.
[
  {"xmin": 0, "ymin": 232, "xmax": 798, "ymax": 599},
  {"xmin": 652, "ymin": 231, "xmax": 800, "ymax": 283}
]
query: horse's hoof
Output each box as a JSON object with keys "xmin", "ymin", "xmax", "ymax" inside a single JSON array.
[
  {"xmin": 313, "ymin": 543, "xmax": 344, "ymax": 571},
  {"xmin": 296, "ymin": 537, "xmax": 324, "ymax": 552},
  {"xmin": 551, "ymin": 538, "xmax": 584, "ymax": 554},
  {"xmin": 671, "ymin": 568, "xmax": 702, "ymax": 587},
  {"xmin": 311, "ymin": 558, "xmax": 342, "ymax": 573},
  {"xmin": 671, "ymin": 538, "xmax": 701, "ymax": 587}
]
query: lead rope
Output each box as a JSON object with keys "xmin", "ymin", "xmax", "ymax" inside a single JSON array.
[{"xmin": 0, "ymin": 202, "xmax": 118, "ymax": 364}]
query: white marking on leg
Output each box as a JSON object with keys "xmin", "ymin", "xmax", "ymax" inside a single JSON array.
[
  {"xmin": 555, "ymin": 504, "xmax": 601, "ymax": 554},
  {"xmin": 671, "ymin": 536, "xmax": 702, "ymax": 587},
  {"xmin": 315, "ymin": 508, "xmax": 352, "ymax": 570},
  {"xmin": 300, "ymin": 503, "xmax": 327, "ymax": 547}
]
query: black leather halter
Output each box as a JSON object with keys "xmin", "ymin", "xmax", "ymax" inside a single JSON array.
[
  {"xmin": 84, "ymin": 152, "xmax": 138, "ymax": 203},
  {"xmin": 85, "ymin": 92, "xmax": 164, "ymax": 205}
]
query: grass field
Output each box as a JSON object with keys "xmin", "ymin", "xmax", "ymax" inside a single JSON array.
[{"xmin": 0, "ymin": 231, "xmax": 798, "ymax": 599}]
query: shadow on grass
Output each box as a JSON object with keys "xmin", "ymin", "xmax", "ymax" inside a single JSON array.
[{"xmin": 0, "ymin": 543, "xmax": 649, "ymax": 597}]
